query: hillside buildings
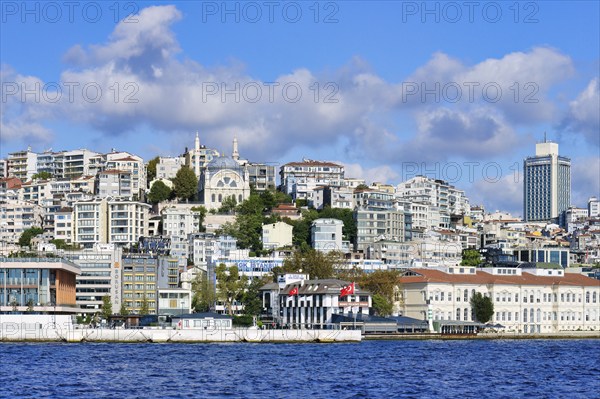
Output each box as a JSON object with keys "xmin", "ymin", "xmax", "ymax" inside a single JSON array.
[{"xmin": 279, "ymin": 159, "xmax": 345, "ymax": 201}]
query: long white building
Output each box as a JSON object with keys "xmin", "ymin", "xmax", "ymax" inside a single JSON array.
[{"xmin": 396, "ymin": 266, "xmax": 600, "ymax": 334}]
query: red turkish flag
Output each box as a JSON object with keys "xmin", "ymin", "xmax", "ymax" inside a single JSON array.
[
  {"xmin": 340, "ymin": 282, "xmax": 355, "ymax": 297},
  {"xmin": 289, "ymin": 287, "xmax": 298, "ymax": 296}
]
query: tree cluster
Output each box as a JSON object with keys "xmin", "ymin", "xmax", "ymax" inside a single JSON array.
[{"xmin": 470, "ymin": 292, "xmax": 494, "ymax": 323}]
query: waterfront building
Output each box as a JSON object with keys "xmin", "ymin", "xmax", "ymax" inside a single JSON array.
[
  {"xmin": 171, "ymin": 312, "xmax": 232, "ymax": 329},
  {"xmin": 523, "ymin": 140, "xmax": 571, "ymax": 222},
  {"xmin": 121, "ymin": 255, "xmax": 159, "ymax": 315},
  {"xmin": 396, "ymin": 266, "xmax": 600, "ymax": 333},
  {"xmin": 63, "ymin": 244, "xmax": 123, "ymax": 313},
  {"xmin": 157, "ymin": 288, "xmax": 192, "ymax": 316},
  {"xmin": 270, "ymin": 278, "xmax": 371, "ymax": 328},
  {"xmin": 0, "ymin": 257, "xmax": 80, "ymax": 313}
]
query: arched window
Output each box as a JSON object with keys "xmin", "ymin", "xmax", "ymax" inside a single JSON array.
[
  {"xmin": 530, "ymin": 309, "xmax": 534, "ymax": 323},
  {"xmin": 238, "ymin": 194, "xmax": 242, "ymax": 203},
  {"xmin": 211, "ymin": 194, "xmax": 215, "ymax": 202},
  {"xmin": 586, "ymin": 291, "xmax": 590, "ymax": 303},
  {"xmin": 456, "ymin": 308, "xmax": 461, "ymax": 321},
  {"xmin": 464, "ymin": 308, "xmax": 469, "ymax": 321},
  {"xmin": 523, "ymin": 290, "xmax": 528, "ymax": 303},
  {"xmin": 593, "ymin": 292, "xmax": 597, "ymax": 303},
  {"xmin": 218, "ymin": 194, "xmax": 222, "ymax": 202},
  {"xmin": 523, "ymin": 308, "xmax": 528, "ymax": 322},
  {"xmin": 463, "ymin": 289, "xmax": 468, "ymax": 302},
  {"xmin": 537, "ymin": 309, "xmax": 541, "ymax": 323}
]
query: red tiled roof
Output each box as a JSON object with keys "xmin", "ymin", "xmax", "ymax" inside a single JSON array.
[
  {"xmin": 399, "ymin": 268, "xmax": 600, "ymax": 287},
  {"xmin": 0, "ymin": 177, "xmax": 23, "ymax": 189},
  {"xmin": 100, "ymin": 169, "xmax": 130, "ymax": 175},
  {"xmin": 110, "ymin": 156, "xmax": 138, "ymax": 162}
]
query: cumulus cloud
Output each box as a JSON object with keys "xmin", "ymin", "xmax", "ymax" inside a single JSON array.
[
  {"xmin": 342, "ymin": 162, "xmax": 399, "ymax": 185},
  {"xmin": 0, "ymin": 4, "xmax": 585, "ymax": 169},
  {"xmin": 560, "ymin": 78, "xmax": 600, "ymax": 146},
  {"xmin": 572, "ymin": 157, "xmax": 600, "ymax": 207},
  {"xmin": 470, "ymin": 175, "xmax": 523, "ymax": 217}
]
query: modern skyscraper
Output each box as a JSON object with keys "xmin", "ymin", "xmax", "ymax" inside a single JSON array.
[{"xmin": 523, "ymin": 139, "xmax": 571, "ymax": 222}]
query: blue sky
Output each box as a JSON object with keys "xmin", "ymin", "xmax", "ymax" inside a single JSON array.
[{"xmin": 1, "ymin": 1, "xmax": 599, "ymax": 215}]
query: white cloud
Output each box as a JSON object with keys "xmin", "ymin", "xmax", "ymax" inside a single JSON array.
[
  {"xmin": 342, "ymin": 162, "xmax": 399, "ymax": 185},
  {"xmin": 561, "ymin": 78, "xmax": 600, "ymax": 146}
]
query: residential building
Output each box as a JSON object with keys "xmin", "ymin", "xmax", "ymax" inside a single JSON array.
[
  {"xmin": 0, "ymin": 159, "xmax": 7, "ymax": 178},
  {"xmin": 246, "ymin": 162, "xmax": 277, "ymax": 192},
  {"xmin": 279, "ymin": 159, "xmax": 345, "ymax": 201},
  {"xmin": 0, "ymin": 257, "xmax": 80, "ymax": 313},
  {"xmin": 158, "ymin": 256, "xmax": 181, "ymax": 289},
  {"xmin": 96, "ymin": 169, "xmax": 132, "ymax": 199},
  {"xmin": 0, "ymin": 177, "xmax": 22, "ymax": 203},
  {"xmin": 524, "ymin": 140, "xmax": 571, "ymax": 222},
  {"xmin": 0, "ymin": 200, "xmax": 44, "ymax": 246},
  {"xmin": 7, "ymin": 148, "xmax": 38, "ymax": 180},
  {"xmin": 589, "ymin": 197, "xmax": 600, "ymax": 218},
  {"xmin": 262, "ymin": 221, "xmax": 293, "ymax": 249},
  {"xmin": 354, "ymin": 206, "xmax": 408, "ymax": 252},
  {"xmin": 311, "ymin": 218, "xmax": 344, "ymax": 253},
  {"xmin": 121, "ymin": 255, "xmax": 159, "ymax": 315},
  {"xmin": 105, "ymin": 152, "xmax": 146, "ymax": 199},
  {"xmin": 61, "ymin": 149, "xmax": 102, "ymax": 179},
  {"xmin": 20, "ymin": 179, "xmax": 53, "ymax": 205},
  {"xmin": 396, "ymin": 266, "xmax": 600, "ymax": 333},
  {"xmin": 63, "ymin": 244, "xmax": 123, "ymax": 313},
  {"xmin": 157, "ymin": 156, "xmax": 185, "ymax": 180},
  {"xmin": 396, "ymin": 176, "xmax": 471, "ymax": 217},
  {"xmin": 53, "ymin": 207, "xmax": 74, "ymax": 243},
  {"xmin": 73, "ymin": 198, "xmax": 150, "ymax": 248}
]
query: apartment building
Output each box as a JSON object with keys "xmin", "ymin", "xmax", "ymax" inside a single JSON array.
[
  {"xmin": 279, "ymin": 159, "xmax": 345, "ymax": 201},
  {"xmin": 121, "ymin": 255, "xmax": 158, "ymax": 315},
  {"xmin": 0, "ymin": 200, "xmax": 44, "ymax": 246}
]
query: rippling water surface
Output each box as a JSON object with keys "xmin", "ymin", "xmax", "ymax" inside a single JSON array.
[{"xmin": 1, "ymin": 339, "xmax": 599, "ymax": 398}]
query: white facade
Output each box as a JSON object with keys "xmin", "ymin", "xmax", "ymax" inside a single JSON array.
[
  {"xmin": 53, "ymin": 207, "xmax": 74, "ymax": 243},
  {"xmin": 397, "ymin": 176, "xmax": 471, "ymax": 217},
  {"xmin": 588, "ymin": 197, "xmax": 599, "ymax": 218},
  {"xmin": 96, "ymin": 170, "xmax": 132, "ymax": 199},
  {"xmin": 198, "ymin": 156, "xmax": 250, "ymax": 211},
  {"xmin": 162, "ymin": 206, "xmax": 201, "ymax": 238},
  {"xmin": 105, "ymin": 152, "xmax": 146, "ymax": 198},
  {"xmin": 279, "ymin": 159, "xmax": 345, "ymax": 201},
  {"xmin": 396, "ymin": 267, "xmax": 600, "ymax": 333},
  {"xmin": 157, "ymin": 156, "xmax": 185, "ymax": 180},
  {"xmin": 158, "ymin": 288, "xmax": 192, "ymax": 316},
  {"xmin": 311, "ymin": 218, "xmax": 344, "ymax": 252},
  {"xmin": 7, "ymin": 148, "xmax": 38, "ymax": 180},
  {"xmin": 355, "ymin": 207, "xmax": 406, "ymax": 252},
  {"xmin": 0, "ymin": 200, "xmax": 44, "ymax": 246},
  {"xmin": 262, "ymin": 221, "xmax": 293, "ymax": 249}
]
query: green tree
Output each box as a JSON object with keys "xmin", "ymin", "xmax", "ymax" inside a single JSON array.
[
  {"xmin": 218, "ymin": 195, "xmax": 238, "ymax": 214},
  {"xmin": 470, "ymin": 292, "xmax": 494, "ymax": 323},
  {"xmin": 101, "ymin": 295, "xmax": 113, "ymax": 319},
  {"xmin": 372, "ymin": 294, "xmax": 393, "ymax": 316},
  {"xmin": 148, "ymin": 180, "xmax": 172, "ymax": 204},
  {"xmin": 50, "ymin": 239, "xmax": 78, "ymax": 250},
  {"xmin": 173, "ymin": 166, "xmax": 197, "ymax": 201},
  {"xmin": 18, "ymin": 227, "xmax": 44, "ymax": 248},
  {"xmin": 191, "ymin": 206, "xmax": 208, "ymax": 232},
  {"xmin": 279, "ymin": 249, "xmax": 342, "ymax": 280},
  {"xmin": 360, "ymin": 270, "xmax": 401, "ymax": 303},
  {"xmin": 318, "ymin": 207, "xmax": 357, "ymax": 244},
  {"xmin": 31, "ymin": 171, "xmax": 52, "ymax": 180},
  {"xmin": 215, "ymin": 264, "xmax": 248, "ymax": 315},
  {"xmin": 354, "ymin": 184, "xmax": 369, "ymax": 191},
  {"xmin": 119, "ymin": 302, "xmax": 129, "ymax": 316},
  {"xmin": 146, "ymin": 156, "xmax": 160, "ymax": 183},
  {"xmin": 191, "ymin": 271, "xmax": 216, "ymax": 312},
  {"xmin": 26, "ymin": 299, "xmax": 35, "ymax": 312},
  {"xmin": 241, "ymin": 277, "xmax": 270, "ymax": 317},
  {"xmin": 139, "ymin": 294, "xmax": 150, "ymax": 316},
  {"xmin": 461, "ymin": 249, "xmax": 482, "ymax": 266}
]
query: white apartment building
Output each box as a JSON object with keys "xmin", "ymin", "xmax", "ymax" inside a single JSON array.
[
  {"xmin": 61, "ymin": 149, "xmax": 103, "ymax": 179},
  {"xmin": 20, "ymin": 179, "xmax": 53, "ymax": 205},
  {"xmin": 0, "ymin": 200, "xmax": 44, "ymax": 246},
  {"xmin": 279, "ymin": 159, "xmax": 345, "ymax": 201},
  {"xmin": 355, "ymin": 207, "xmax": 407, "ymax": 252},
  {"xmin": 0, "ymin": 159, "xmax": 7, "ymax": 178},
  {"xmin": 397, "ymin": 176, "xmax": 471, "ymax": 218},
  {"xmin": 7, "ymin": 148, "xmax": 38, "ymax": 180},
  {"xmin": 311, "ymin": 218, "xmax": 344, "ymax": 252},
  {"xmin": 105, "ymin": 152, "xmax": 146, "ymax": 198},
  {"xmin": 396, "ymin": 266, "xmax": 600, "ymax": 334},
  {"xmin": 262, "ymin": 221, "xmax": 293, "ymax": 249},
  {"xmin": 370, "ymin": 237, "xmax": 462, "ymax": 267},
  {"xmin": 157, "ymin": 156, "xmax": 185, "ymax": 180},
  {"xmin": 162, "ymin": 206, "xmax": 202, "ymax": 238},
  {"xmin": 73, "ymin": 198, "xmax": 150, "ymax": 248},
  {"xmin": 53, "ymin": 207, "xmax": 74, "ymax": 243},
  {"xmin": 588, "ymin": 197, "xmax": 599, "ymax": 218},
  {"xmin": 96, "ymin": 169, "xmax": 132, "ymax": 199}
]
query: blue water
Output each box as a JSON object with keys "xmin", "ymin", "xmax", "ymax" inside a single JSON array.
[{"xmin": 1, "ymin": 340, "xmax": 599, "ymax": 398}]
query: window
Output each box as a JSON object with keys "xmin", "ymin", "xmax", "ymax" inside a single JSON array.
[
  {"xmin": 464, "ymin": 308, "xmax": 469, "ymax": 321},
  {"xmin": 464, "ymin": 289, "xmax": 468, "ymax": 302},
  {"xmin": 456, "ymin": 308, "xmax": 461, "ymax": 321},
  {"xmin": 523, "ymin": 309, "xmax": 528, "ymax": 322},
  {"xmin": 594, "ymin": 292, "xmax": 597, "ymax": 303}
]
